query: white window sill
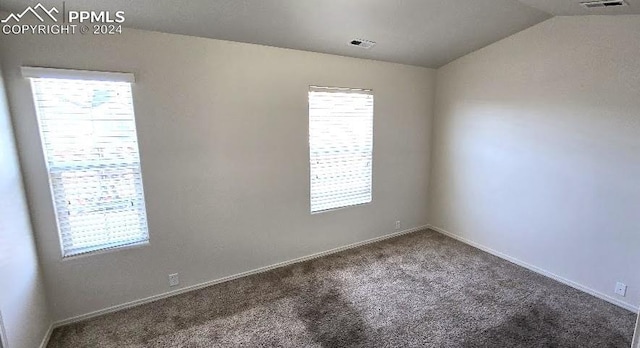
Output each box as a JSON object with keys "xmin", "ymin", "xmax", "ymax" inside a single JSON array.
[{"xmin": 61, "ymin": 240, "xmax": 149, "ymax": 261}]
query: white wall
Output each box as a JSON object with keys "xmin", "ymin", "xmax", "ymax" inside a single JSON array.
[
  {"xmin": 0, "ymin": 67, "xmax": 52, "ymax": 346},
  {"xmin": 429, "ymin": 15, "xmax": 640, "ymax": 310},
  {"xmin": 0, "ymin": 29, "xmax": 435, "ymax": 321}
]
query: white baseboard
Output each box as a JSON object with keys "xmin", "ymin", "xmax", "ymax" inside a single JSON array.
[
  {"xmin": 0, "ymin": 312, "xmax": 7, "ymax": 348},
  {"xmin": 633, "ymin": 318, "xmax": 640, "ymax": 348},
  {"xmin": 54, "ymin": 225, "xmax": 429, "ymax": 327},
  {"xmin": 39, "ymin": 323, "xmax": 53, "ymax": 348},
  {"xmin": 428, "ymin": 224, "xmax": 639, "ymax": 313}
]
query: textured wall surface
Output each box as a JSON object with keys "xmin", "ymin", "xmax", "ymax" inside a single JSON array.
[
  {"xmin": 0, "ymin": 28, "xmax": 435, "ymax": 321},
  {"xmin": 0, "ymin": 67, "xmax": 51, "ymax": 347},
  {"xmin": 430, "ymin": 15, "xmax": 640, "ymax": 310}
]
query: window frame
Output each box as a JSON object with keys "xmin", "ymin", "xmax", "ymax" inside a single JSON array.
[
  {"xmin": 308, "ymin": 85, "xmax": 374, "ymax": 214},
  {"xmin": 23, "ymin": 67, "xmax": 150, "ymax": 259}
]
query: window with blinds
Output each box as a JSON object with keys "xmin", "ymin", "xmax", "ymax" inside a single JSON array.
[
  {"xmin": 25, "ymin": 67, "xmax": 149, "ymax": 258},
  {"xmin": 309, "ymin": 86, "xmax": 373, "ymax": 213}
]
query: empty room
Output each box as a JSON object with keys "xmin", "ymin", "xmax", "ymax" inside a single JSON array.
[{"xmin": 0, "ymin": 0, "xmax": 639, "ymax": 347}]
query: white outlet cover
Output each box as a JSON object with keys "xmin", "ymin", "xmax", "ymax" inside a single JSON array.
[
  {"xmin": 169, "ymin": 273, "xmax": 179, "ymax": 287},
  {"xmin": 614, "ymin": 282, "xmax": 626, "ymax": 296}
]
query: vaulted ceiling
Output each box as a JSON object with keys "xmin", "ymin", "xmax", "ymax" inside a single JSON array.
[{"xmin": 0, "ymin": 0, "xmax": 637, "ymax": 68}]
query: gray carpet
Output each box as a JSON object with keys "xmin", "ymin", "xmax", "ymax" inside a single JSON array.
[{"xmin": 48, "ymin": 229, "xmax": 636, "ymax": 347}]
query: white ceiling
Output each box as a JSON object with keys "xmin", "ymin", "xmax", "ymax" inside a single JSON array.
[{"xmin": 0, "ymin": 1, "xmax": 636, "ymax": 68}]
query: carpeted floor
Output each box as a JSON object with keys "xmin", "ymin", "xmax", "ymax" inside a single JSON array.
[{"xmin": 48, "ymin": 229, "xmax": 636, "ymax": 348}]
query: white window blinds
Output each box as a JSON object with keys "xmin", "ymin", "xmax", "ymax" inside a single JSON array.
[
  {"xmin": 309, "ymin": 86, "xmax": 373, "ymax": 213},
  {"xmin": 27, "ymin": 68, "xmax": 149, "ymax": 257}
]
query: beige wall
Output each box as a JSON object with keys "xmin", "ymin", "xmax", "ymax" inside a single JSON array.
[
  {"xmin": 0, "ymin": 29, "xmax": 435, "ymax": 321},
  {"xmin": 429, "ymin": 15, "xmax": 640, "ymax": 311},
  {"xmin": 0, "ymin": 67, "xmax": 51, "ymax": 346}
]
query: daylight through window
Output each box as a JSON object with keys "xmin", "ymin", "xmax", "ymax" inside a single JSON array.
[
  {"xmin": 309, "ymin": 86, "xmax": 373, "ymax": 213},
  {"xmin": 27, "ymin": 70, "xmax": 149, "ymax": 257}
]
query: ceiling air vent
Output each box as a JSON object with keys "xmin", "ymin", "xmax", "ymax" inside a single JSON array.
[
  {"xmin": 580, "ymin": 0, "xmax": 627, "ymax": 9},
  {"xmin": 349, "ymin": 39, "xmax": 376, "ymax": 49}
]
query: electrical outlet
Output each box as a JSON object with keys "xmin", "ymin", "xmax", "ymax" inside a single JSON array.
[
  {"xmin": 614, "ymin": 282, "xmax": 626, "ymax": 296},
  {"xmin": 169, "ymin": 273, "xmax": 179, "ymax": 287},
  {"xmin": 395, "ymin": 221, "xmax": 401, "ymax": 230}
]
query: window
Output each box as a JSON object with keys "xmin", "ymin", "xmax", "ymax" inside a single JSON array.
[
  {"xmin": 309, "ymin": 86, "xmax": 373, "ymax": 213},
  {"xmin": 23, "ymin": 67, "xmax": 149, "ymax": 258}
]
